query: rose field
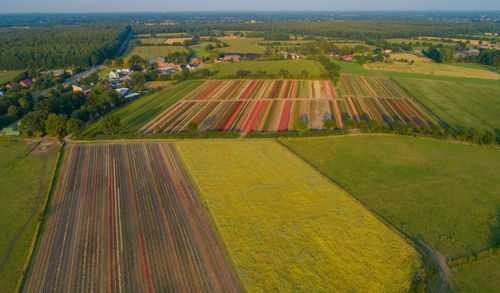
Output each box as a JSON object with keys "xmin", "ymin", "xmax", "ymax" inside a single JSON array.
[
  {"xmin": 140, "ymin": 79, "xmax": 436, "ymax": 133},
  {"xmin": 23, "ymin": 144, "xmax": 240, "ymax": 293}
]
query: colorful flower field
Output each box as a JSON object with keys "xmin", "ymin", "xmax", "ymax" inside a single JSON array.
[
  {"xmin": 23, "ymin": 144, "xmax": 240, "ymax": 293},
  {"xmin": 339, "ymin": 74, "xmax": 410, "ymax": 98},
  {"xmin": 141, "ymin": 79, "xmax": 436, "ymax": 133}
]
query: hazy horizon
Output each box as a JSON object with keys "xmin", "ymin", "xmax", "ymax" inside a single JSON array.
[{"xmin": 2, "ymin": 0, "xmax": 500, "ymax": 13}]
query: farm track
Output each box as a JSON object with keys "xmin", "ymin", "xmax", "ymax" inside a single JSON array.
[{"xmin": 23, "ymin": 143, "xmax": 239, "ymax": 293}]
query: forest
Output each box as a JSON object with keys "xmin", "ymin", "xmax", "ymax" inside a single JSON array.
[{"xmin": 0, "ymin": 25, "xmax": 130, "ymax": 70}]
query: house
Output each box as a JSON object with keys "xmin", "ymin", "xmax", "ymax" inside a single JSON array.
[
  {"xmin": 157, "ymin": 66, "xmax": 179, "ymax": 74},
  {"xmin": 327, "ymin": 52, "xmax": 340, "ymax": 57},
  {"xmin": 187, "ymin": 64, "xmax": 196, "ymax": 70},
  {"xmin": 343, "ymin": 55, "xmax": 354, "ymax": 61},
  {"xmin": 31, "ymin": 77, "xmax": 40, "ymax": 82},
  {"xmin": 108, "ymin": 81, "xmax": 121, "ymax": 88},
  {"xmin": 223, "ymin": 54, "xmax": 241, "ymax": 62},
  {"xmin": 0, "ymin": 91, "xmax": 5, "ymax": 96},
  {"xmin": 190, "ymin": 57, "xmax": 204, "ymax": 64},
  {"xmin": 103, "ymin": 84, "xmax": 113, "ymax": 92},
  {"xmin": 66, "ymin": 68, "xmax": 74, "ymax": 75},
  {"xmin": 116, "ymin": 68, "xmax": 131, "ymax": 74},
  {"xmin": 109, "ymin": 70, "xmax": 120, "ymax": 79},
  {"xmin": 115, "ymin": 88, "xmax": 129, "ymax": 96},
  {"xmin": 20, "ymin": 79, "xmax": 32, "ymax": 87},
  {"xmin": 72, "ymin": 83, "xmax": 86, "ymax": 92},
  {"xmin": 414, "ymin": 50, "xmax": 424, "ymax": 56},
  {"xmin": 383, "ymin": 49, "xmax": 392, "ymax": 54}
]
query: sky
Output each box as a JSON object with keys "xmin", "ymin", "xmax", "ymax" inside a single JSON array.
[{"xmin": 1, "ymin": 0, "xmax": 500, "ymax": 13}]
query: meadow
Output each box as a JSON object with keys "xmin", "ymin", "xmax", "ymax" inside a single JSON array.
[
  {"xmin": 215, "ymin": 38, "xmax": 265, "ymax": 54},
  {"xmin": 364, "ymin": 53, "xmax": 500, "ymax": 80},
  {"xmin": 23, "ymin": 143, "xmax": 239, "ymax": 292},
  {"xmin": 81, "ymin": 81, "xmax": 204, "ymax": 136},
  {"xmin": 0, "ymin": 139, "xmax": 58, "ymax": 293},
  {"xmin": 176, "ymin": 140, "xmax": 421, "ymax": 292},
  {"xmin": 0, "ymin": 70, "xmax": 23, "ymax": 84},
  {"xmin": 394, "ymin": 77, "xmax": 500, "ymax": 131},
  {"xmin": 205, "ymin": 60, "xmax": 327, "ymax": 78},
  {"xmin": 282, "ymin": 135, "xmax": 500, "ymax": 260},
  {"xmin": 124, "ymin": 45, "xmax": 187, "ymax": 59},
  {"xmin": 451, "ymin": 255, "xmax": 500, "ymax": 292}
]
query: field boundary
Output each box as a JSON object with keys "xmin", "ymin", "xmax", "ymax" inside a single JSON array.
[
  {"xmin": 274, "ymin": 138, "xmax": 447, "ymax": 291},
  {"xmin": 173, "ymin": 143, "xmax": 247, "ymax": 293},
  {"xmin": 17, "ymin": 143, "xmax": 65, "ymax": 293}
]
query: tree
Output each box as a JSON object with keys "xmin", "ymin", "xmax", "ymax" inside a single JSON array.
[
  {"xmin": 344, "ymin": 118, "xmax": 357, "ymax": 130},
  {"xmin": 128, "ymin": 55, "xmax": 145, "ymax": 65},
  {"xmin": 295, "ymin": 120, "xmax": 308, "ymax": 135},
  {"xmin": 406, "ymin": 121, "xmax": 416, "ymax": 133},
  {"xmin": 7, "ymin": 105, "xmax": 18, "ymax": 117},
  {"xmin": 45, "ymin": 113, "xmax": 67, "ymax": 137},
  {"xmin": 391, "ymin": 120, "xmax": 404, "ymax": 133},
  {"xmin": 187, "ymin": 121, "xmax": 198, "ymax": 133},
  {"xmin": 236, "ymin": 70, "xmax": 249, "ymax": 78},
  {"xmin": 368, "ymin": 119, "xmax": 379, "ymax": 132},
  {"xmin": 66, "ymin": 118, "xmax": 84, "ymax": 137},
  {"xmin": 482, "ymin": 131, "xmax": 495, "ymax": 145},
  {"xmin": 301, "ymin": 70, "xmax": 309, "ymax": 78},
  {"xmin": 198, "ymin": 69, "xmax": 210, "ymax": 78},
  {"xmin": 443, "ymin": 128, "xmax": 454, "ymax": 138},
  {"xmin": 278, "ymin": 68, "xmax": 290, "ymax": 78},
  {"xmin": 100, "ymin": 115, "xmax": 120, "ymax": 136},
  {"xmin": 431, "ymin": 124, "xmax": 442, "ymax": 137},
  {"xmin": 470, "ymin": 129, "xmax": 483, "ymax": 144},
  {"xmin": 19, "ymin": 110, "xmax": 48, "ymax": 137},
  {"xmin": 323, "ymin": 119, "xmax": 337, "ymax": 130},
  {"xmin": 131, "ymin": 72, "xmax": 146, "ymax": 88},
  {"xmin": 113, "ymin": 57, "xmax": 124, "ymax": 67},
  {"xmin": 359, "ymin": 120, "xmax": 369, "ymax": 132}
]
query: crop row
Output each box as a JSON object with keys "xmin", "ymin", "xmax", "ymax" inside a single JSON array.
[
  {"xmin": 178, "ymin": 80, "xmax": 337, "ymax": 101},
  {"xmin": 142, "ymin": 96, "xmax": 433, "ymax": 133},
  {"xmin": 340, "ymin": 74, "xmax": 410, "ymax": 98},
  {"xmin": 23, "ymin": 143, "xmax": 239, "ymax": 293}
]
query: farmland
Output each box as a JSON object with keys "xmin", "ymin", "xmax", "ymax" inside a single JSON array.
[
  {"xmin": 0, "ymin": 139, "xmax": 58, "ymax": 293},
  {"xmin": 81, "ymin": 81, "xmax": 204, "ymax": 136},
  {"xmin": 394, "ymin": 77, "xmax": 500, "ymax": 131},
  {"xmin": 215, "ymin": 38, "xmax": 265, "ymax": 54},
  {"xmin": 142, "ymin": 79, "xmax": 435, "ymax": 133},
  {"xmin": 339, "ymin": 74, "xmax": 410, "ymax": 98},
  {"xmin": 204, "ymin": 60, "xmax": 326, "ymax": 78},
  {"xmin": 23, "ymin": 143, "xmax": 239, "ymax": 292},
  {"xmin": 176, "ymin": 140, "xmax": 421, "ymax": 292},
  {"xmin": 364, "ymin": 53, "xmax": 500, "ymax": 80},
  {"xmin": 282, "ymin": 135, "xmax": 500, "ymax": 260},
  {"xmin": 452, "ymin": 255, "xmax": 500, "ymax": 292},
  {"xmin": 124, "ymin": 45, "xmax": 188, "ymax": 60}
]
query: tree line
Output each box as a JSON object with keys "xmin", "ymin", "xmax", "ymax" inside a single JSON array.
[{"xmin": 0, "ymin": 25, "xmax": 130, "ymax": 70}]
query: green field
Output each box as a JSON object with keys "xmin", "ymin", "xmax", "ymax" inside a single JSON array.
[
  {"xmin": 124, "ymin": 45, "xmax": 187, "ymax": 59},
  {"xmin": 176, "ymin": 140, "xmax": 420, "ymax": 292},
  {"xmin": 452, "ymin": 255, "xmax": 500, "ymax": 292},
  {"xmin": 0, "ymin": 139, "xmax": 58, "ymax": 293},
  {"xmin": 282, "ymin": 135, "xmax": 500, "ymax": 260},
  {"xmin": 395, "ymin": 77, "xmax": 500, "ymax": 131},
  {"xmin": 216, "ymin": 38, "xmax": 265, "ymax": 54},
  {"xmin": 205, "ymin": 60, "xmax": 327, "ymax": 77},
  {"xmin": 0, "ymin": 70, "xmax": 23, "ymax": 84},
  {"xmin": 81, "ymin": 81, "xmax": 203, "ymax": 136}
]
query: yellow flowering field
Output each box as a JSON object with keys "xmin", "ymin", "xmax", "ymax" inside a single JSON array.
[{"xmin": 176, "ymin": 140, "xmax": 421, "ymax": 292}]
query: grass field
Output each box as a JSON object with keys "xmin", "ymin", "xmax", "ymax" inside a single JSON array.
[
  {"xmin": 451, "ymin": 255, "xmax": 500, "ymax": 292},
  {"xmin": 394, "ymin": 77, "xmax": 500, "ymax": 131},
  {"xmin": 81, "ymin": 81, "xmax": 204, "ymax": 136},
  {"xmin": 216, "ymin": 38, "xmax": 265, "ymax": 54},
  {"xmin": 124, "ymin": 45, "xmax": 187, "ymax": 59},
  {"xmin": 205, "ymin": 60, "xmax": 327, "ymax": 78},
  {"xmin": 282, "ymin": 135, "xmax": 500, "ymax": 260},
  {"xmin": 0, "ymin": 70, "xmax": 23, "ymax": 84},
  {"xmin": 0, "ymin": 139, "xmax": 58, "ymax": 293},
  {"xmin": 364, "ymin": 53, "xmax": 500, "ymax": 80},
  {"xmin": 176, "ymin": 140, "xmax": 421, "ymax": 292}
]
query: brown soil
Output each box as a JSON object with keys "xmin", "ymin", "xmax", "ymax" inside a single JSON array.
[{"xmin": 31, "ymin": 137, "xmax": 58, "ymax": 157}]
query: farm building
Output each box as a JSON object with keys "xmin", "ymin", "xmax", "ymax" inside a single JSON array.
[
  {"xmin": 19, "ymin": 79, "xmax": 32, "ymax": 87},
  {"xmin": 343, "ymin": 55, "xmax": 354, "ymax": 61},
  {"xmin": 72, "ymin": 83, "xmax": 86, "ymax": 92}
]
